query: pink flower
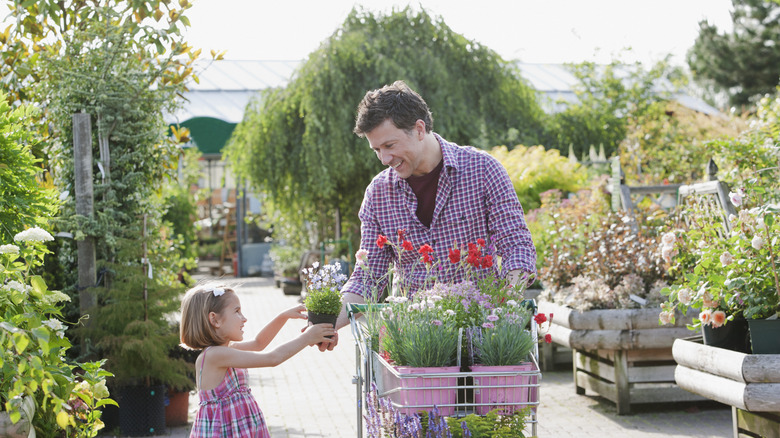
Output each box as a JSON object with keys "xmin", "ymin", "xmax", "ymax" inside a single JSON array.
[
  {"xmin": 355, "ymin": 249, "xmax": 368, "ymax": 266},
  {"xmin": 482, "ymin": 322, "xmax": 494, "ymax": 329},
  {"xmin": 729, "ymin": 190, "xmax": 743, "ymax": 207},
  {"xmin": 432, "ymin": 319, "xmax": 442, "ymax": 326},
  {"xmin": 720, "ymin": 251, "xmax": 733, "ymax": 266},
  {"xmin": 711, "ymin": 310, "xmax": 727, "ymax": 328},
  {"xmin": 699, "ymin": 309, "xmax": 712, "ymax": 326},
  {"xmin": 677, "ymin": 287, "xmax": 693, "ymax": 305},
  {"xmin": 487, "ymin": 314, "xmax": 499, "ymax": 322},
  {"xmin": 659, "ymin": 310, "xmax": 674, "ymax": 325}
]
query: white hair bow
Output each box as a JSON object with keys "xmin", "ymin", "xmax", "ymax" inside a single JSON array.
[{"xmin": 207, "ymin": 287, "xmax": 225, "ymax": 297}]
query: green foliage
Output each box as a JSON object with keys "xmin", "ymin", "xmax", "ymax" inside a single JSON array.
[
  {"xmin": 303, "ymin": 288, "xmax": 343, "ymax": 316},
  {"xmin": 2, "ymin": 2, "xmax": 201, "ymax": 390},
  {"xmin": 444, "ymin": 409, "xmax": 529, "ymax": 438},
  {"xmin": 473, "ymin": 307, "xmax": 534, "ymax": 366},
  {"xmin": 226, "ymin": 6, "xmax": 547, "ymax": 252},
  {"xmin": 380, "ymin": 296, "xmax": 460, "ymax": 368},
  {"xmin": 0, "ymin": 95, "xmax": 59, "ymax": 243},
  {"xmin": 1, "ymin": 231, "xmax": 113, "ymax": 434},
  {"xmin": 688, "ymin": 0, "xmax": 780, "ymax": 107},
  {"xmin": 491, "ymin": 144, "xmax": 588, "ymax": 211},
  {"xmin": 269, "ymin": 245, "xmax": 303, "ymax": 276},
  {"xmin": 549, "ymin": 60, "xmax": 671, "ymax": 160}
]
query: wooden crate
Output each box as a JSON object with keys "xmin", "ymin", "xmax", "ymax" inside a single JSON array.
[
  {"xmin": 673, "ymin": 338, "xmax": 780, "ymax": 438},
  {"xmin": 539, "ymin": 301, "xmax": 701, "ymax": 414}
]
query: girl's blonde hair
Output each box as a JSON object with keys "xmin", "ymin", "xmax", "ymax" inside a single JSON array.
[{"xmin": 180, "ymin": 286, "xmax": 236, "ymax": 349}]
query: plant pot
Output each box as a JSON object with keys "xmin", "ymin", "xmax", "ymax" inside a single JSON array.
[
  {"xmin": 747, "ymin": 318, "xmax": 780, "ymax": 354},
  {"xmin": 702, "ymin": 318, "xmax": 751, "ymax": 353},
  {"xmin": 308, "ymin": 312, "xmax": 338, "ymax": 338},
  {"xmin": 0, "ymin": 396, "xmax": 35, "ymax": 438},
  {"xmin": 164, "ymin": 388, "xmax": 190, "ymax": 427},
  {"xmin": 118, "ymin": 385, "xmax": 166, "ymax": 436},
  {"xmin": 471, "ymin": 364, "xmax": 537, "ymax": 415},
  {"xmin": 375, "ymin": 353, "xmax": 459, "ymax": 417}
]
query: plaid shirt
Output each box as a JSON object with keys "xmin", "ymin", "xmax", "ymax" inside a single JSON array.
[{"xmin": 342, "ymin": 133, "xmax": 536, "ymax": 298}]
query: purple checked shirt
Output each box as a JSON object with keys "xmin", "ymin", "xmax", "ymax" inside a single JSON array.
[{"xmin": 342, "ymin": 133, "xmax": 536, "ymax": 299}]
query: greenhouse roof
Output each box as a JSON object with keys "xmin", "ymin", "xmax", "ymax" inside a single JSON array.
[{"xmin": 168, "ymin": 60, "xmax": 720, "ymax": 155}]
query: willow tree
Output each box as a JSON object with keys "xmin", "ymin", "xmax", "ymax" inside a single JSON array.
[{"xmin": 226, "ymin": 6, "xmax": 547, "ymax": 251}]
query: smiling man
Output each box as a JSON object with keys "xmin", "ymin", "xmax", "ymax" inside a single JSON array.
[{"xmin": 322, "ymin": 80, "xmax": 536, "ymax": 350}]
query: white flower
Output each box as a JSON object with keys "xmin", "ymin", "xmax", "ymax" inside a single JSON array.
[
  {"xmin": 751, "ymin": 235, "xmax": 765, "ymax": 250},
  {"xmin": 720, "ymin": 251, "xmax": 733, "ymax": 267},
  {"xmin": 661, "ymin": 232, "xmax": 676, "ymax": 246},
  {"xmin": 2, "ymin": 280, "xmax": 30, "ymax": 294},
  {"xmin": 444, "ymin": 309, "xmax": 456, "ymax": 316},
  {"xmin": 13, "ymin": 227, "xmax": 54, "ymax": 242},
  {"xmin": 729, "ymin": 190, "xmax": 743, "ymax": 207},
  {"xmin": 659, "ymin": 310, "xmax": 674, "ymax": 325},
  {"xmin": 0, "ymin": 244, "xmax": 20, "ymax": 255},
  {"xmin": 677, "ymin": 287, "xmax": 693, "ymax": 305},
  {"xmin": 43, "ymin": 318, "xmax": 65, "ymax": 332},
  {"xmin": 506, "ymin": 299, "xmax": 518, "ymax": 307}
]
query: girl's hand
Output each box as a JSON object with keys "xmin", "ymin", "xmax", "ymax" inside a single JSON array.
[
  {"xmin": 281, "ymin": 304, "xmax": 307, "ymax": 320},
  {"xmin": 302, "ymin": 323, "xmax": 337, "ymax": 346}
]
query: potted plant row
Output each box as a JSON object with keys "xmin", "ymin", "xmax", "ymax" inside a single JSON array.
[{"xmin": 356, "ymin": 235, "xmax": 546, "ymax": 420}]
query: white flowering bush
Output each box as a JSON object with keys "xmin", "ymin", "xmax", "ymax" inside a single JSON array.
[{"xmin": 1, "ymin": 227, "xmax": 114, "ymax": 435}]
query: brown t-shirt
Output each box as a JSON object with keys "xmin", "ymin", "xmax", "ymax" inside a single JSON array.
[{"xmin": 405, "ymin": 159, "xmax": 444, "ymax": 228}]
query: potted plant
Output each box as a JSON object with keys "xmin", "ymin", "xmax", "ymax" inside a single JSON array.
[
  {"xmin": 470, "ymin": 304, "xmax": 538, "ymax": 415},
  {"xmin": 302, "ymin": 261, "xmax": 346, "ymax": 330},
  {"xmin": 659, "ymin": 186, "xmax": 780, "ymax": 353}
]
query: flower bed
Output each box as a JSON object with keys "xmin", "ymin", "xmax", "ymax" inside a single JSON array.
[{"xmin": 540, "ymin": 301, "xmax": 703, "ymax": 414}]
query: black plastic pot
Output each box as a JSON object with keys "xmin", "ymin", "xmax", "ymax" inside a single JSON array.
[
  {"xmin": 118, "ymin": 385, "xmax": 166, "ymax": 436},
  {"xmin": 308, "ymin": 312, "xmax": 338, "ymax": 338},
  {"xmin": 702, "ymin": 318, "xmax": 751, "ymax": 353}
]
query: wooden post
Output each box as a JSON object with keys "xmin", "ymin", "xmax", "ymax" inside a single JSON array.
[
  {"xmin": 614, "ymin": 350, "xmax": 630, "ymax": 415},
  {"xmin": 73, "ymin": 113, "xmax": 97, "ymax": 316}
]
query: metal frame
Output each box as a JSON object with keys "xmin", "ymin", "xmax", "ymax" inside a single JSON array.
[{"xmin": 349, "ymin": 303, "xmax": 541, "ymax": 437}]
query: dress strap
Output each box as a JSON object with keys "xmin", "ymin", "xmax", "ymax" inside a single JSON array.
[{"xmin": 198, "ymin": 346, "xmax": 210, "ymax": 390}]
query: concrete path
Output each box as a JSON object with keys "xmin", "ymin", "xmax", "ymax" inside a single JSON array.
[{"xmin": 111, "ymin": 276, "xmax": 733, "ymax": 437}]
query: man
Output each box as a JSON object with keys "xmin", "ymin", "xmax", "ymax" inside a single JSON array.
[{"xmin": 322, "ymin": 80, "xmax": 536, "ymax": 351}]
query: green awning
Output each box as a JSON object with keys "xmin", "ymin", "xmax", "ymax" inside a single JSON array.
[{"xmin": 176, "ymin": 117, "xmax": 237, "ymax": 156}]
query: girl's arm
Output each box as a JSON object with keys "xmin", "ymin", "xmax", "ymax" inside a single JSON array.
[
  {"xmin": 208, "ymin": 323, "xmax": 336, "ymax": 369},
  {"xmin": 232, "ymin": 304, "xmax": 307, "ymax": 352}
]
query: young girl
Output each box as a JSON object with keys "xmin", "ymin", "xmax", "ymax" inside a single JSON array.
[{"xmin": 180, "ymin": 285, "xmax": 335, "ymax": 437}]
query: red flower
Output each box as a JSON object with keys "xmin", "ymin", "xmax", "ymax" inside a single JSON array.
[
  {"xmin": 477, "ymin": 238, "xmax": 486, "ymax": 247},
  {"xmin": 467, "ymin": 254, "xmax": 480, "ymax": 267},
  {"xmin": 376, "ymin": 234, "xmax": 388, "ymax": 248},
  {"xmin": 448, "ymin": 248, "xmax": 461, "ymax": 264},
  {"xmin": 534, "ymin": 313, "xmax": 548, "ymax": 325},
  {"xmin": 544, "ymin": 334, "xmax": 552, "ymax": 344},
  {"xmin": 481, "ymin": 255, "xmax": 493, "ymax": 268},
  {"xmin": 418, "ymin": 244, "xmax": 434, "ymax": 264},
  {"xmin": 397, "ymin": 229, "xmax": 406, "ymax": 241},
  {"xmin": 402, "ymin": 240, "xmax": 414, "ymax": 251}
]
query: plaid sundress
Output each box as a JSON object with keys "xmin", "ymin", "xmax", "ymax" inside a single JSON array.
[{"xmin": 190, "ymin": 348, "xmax": 270, "ymax": 437}]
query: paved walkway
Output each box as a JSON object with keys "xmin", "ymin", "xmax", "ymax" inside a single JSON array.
[{"xmin": 111, "ymin": 276, "xmax": 733, "ymax": 437}]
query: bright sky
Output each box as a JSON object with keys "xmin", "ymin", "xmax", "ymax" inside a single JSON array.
[{"xmin": 182, "ymin": 0, "xmax": 735, "ymax": 66}]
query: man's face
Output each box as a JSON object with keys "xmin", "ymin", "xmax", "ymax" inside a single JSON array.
[{"xmin": 365, "ymin": 119, "xmax": 425, "ymax": 179}]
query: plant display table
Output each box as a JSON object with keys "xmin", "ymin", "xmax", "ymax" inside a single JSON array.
[
  {"xmin": 539, "ymin": 301, "xmax": 703, "ymax": 414},
  {"xmin": 673, "ymin": 338, "xmax": 780, "ymax": 438}
]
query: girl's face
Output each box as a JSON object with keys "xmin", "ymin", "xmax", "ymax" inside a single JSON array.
[{"xmin": 211, "ymin": 292, "xmax": 247, "ymax": 344}]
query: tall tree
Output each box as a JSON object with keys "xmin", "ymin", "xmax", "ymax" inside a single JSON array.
[
  {"xmin": 226, "ymin": 6, "xmax": 547, "ymax": 250},
  {"xmin": 687, "ymin": 0, "xmax": 780, "ymax": 107}
]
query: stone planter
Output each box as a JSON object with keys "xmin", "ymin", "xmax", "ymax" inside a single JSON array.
[
  {"xmin": 673, "ymin": 338, "xmax": 780, "ymax": 438},
  {"xmin": 539, "ymin": 301, "xmax": 703, "ymax": 414}
]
